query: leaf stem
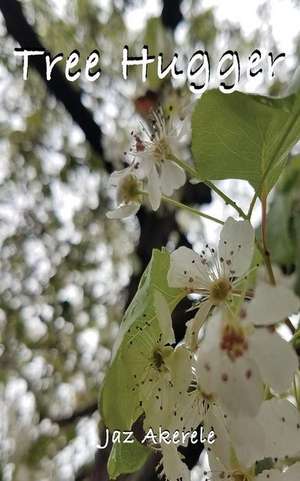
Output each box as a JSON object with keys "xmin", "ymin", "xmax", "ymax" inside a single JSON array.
[
  {"xmin": 261, "ymin": 195, "xmax": 276, "ymax": 285},
  {"xmin": 247, "ymin": 192, "xmax": 257, "ymax": 219},
  {"xmin": 204, "ymin": 180, "xmax": 248, "ymax": 219},
  {"xmin": 161, "ymin": 195, "xmax": 224, "ymax": 225},
  {"xmin": 171, "ymin": 156, "xmax": 248, "ymax": 219}
]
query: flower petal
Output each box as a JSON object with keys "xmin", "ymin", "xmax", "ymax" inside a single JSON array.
[
  {"xmin": 159, "ymin": 444, "xmax": 190, "ymax": 481},
  {"xmin": 142, "ymin": 374, "xmax": 174, "ymax": 431},
  {"xmin": 255, "ymin": 463, "xmax": 300, "ymax": 481},
  {"xmin": 134, "ymin": 155, "xmax": 153, "ymax": 179},
  {"xmin": 218, "ymin": 217, "xmax": 255, "ymax": 278},
  {"xmin": 227, "ymin": 414, "xmax": 266, "ymax": 468},
  {"xmin": 245, "ymin": 283, "xmax": 299, "ymax": 326},
  {"xmin": 184, "ymin": 301, "xmax": 212, "ymax": 351},
  {"xmin": 216, "ymin": 355, "xmax": 264, "ymax": 417},
  {"xmin": 167, "ymin": 246, "xmax": 210, "ymax": 289},
  {"xmin": 108, "ymin": 166, "xmax": 133, "ymax": 187},
  {"xmin": 147, "ymin": 166, "xmax": 161, "ymax": 211},
  {"xmin": 205, "ymin": 404, "xmax": 232, "ymax": 468},
  {"xmin": 255, "ymin": 469, "xmax": 283, "ymax": 481},
  {"xmin": 250, "ymin": 329, "xmax": 298, "ymax": 392},
  {"xmin": 196, "ymin": 341, "xmax": 264, "ymax": 417},
  {"xmin": 106, "ymin": 203, "xmax": 140, "ymax": 219},
  {"xmin": 166, "ymin": 345, "xmax": 193, "ymax": 394},
  {"xmin": 283, "ymin": 463, "xmax": 300, "ymax": 481},
  {"xmin": 257, "ymin": 399, "xmax": 300, "ymax": 460},
  {"xmin": 154, "ymin": 290, "xmax": 175, "ymax": 345},
  {"xmin": 160, "ymin": 161, "xmax": 186, "ymax": 196}
]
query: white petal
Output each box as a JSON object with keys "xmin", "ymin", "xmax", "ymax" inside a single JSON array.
[
  {"xmin": 258, "ymin": 399, "xmax": 300, "ymax": 459},
  {"xmin": 196, "ymin": 314, "xmax": 264, "ymax": 418},
  {"xmin": 159, "ymin": 444, "xmax": 190, "ymax": 481},
  {"xmin": 204, "ymin": 404, "xmax": 232, "ymax": 468},
  {"xmin": 160, "ymin": 161, "xmax": 186, "ymax": 196},
  {"xmin": 208, "ymin": 453, "xmax": 229, "ymax": 479},
  {"xmin": 167, "ymin": 246, "xmax": 210, "ymax": 289},
  {"xmin": 167, "ymin": 345, "xmax": 193, "ymax": 394},
  {"xmin": 283, "ymin": 463, "xmax": 300, "ymax": 481},
  {"xmin": 255, "ymin": 469, "xmax": 282, "ymax": 481},
  {"xmin": 160, "ymin": 162, "xmax": 174, "ymax": 196},
  {"xmin": 169, "ymin": 139, "xmax": 185, "ymax": 161},
  {"xmin": 142, "ymin": 375, "xmax": 173, "ymax": 431},
  {"xmin": 184, "ymin": 301, "xmax": 212, "ymax": 351},
  {"xmin": 228, "ymin": 414, "xmax": 266, "ymax": 468},
  {"xmin": 147, "ymin": 166, "xmax": 161, "ymax": 211},
  {"xmin": 106, "ymin": 203, "xmax": 140, "ymax": 219},
  {"xmin": 245, "ymin": 283, "xmax": 300, "ymax": 326},
  {"xmin": 196, "ymin": 342, "xmax": 220, "ymax": 397},
  {"xmin": 216, "ymin": 355, "xmax": 264, "ymax": 417},
  {"xmin": 250, "ymin": 329, "xmax": 298, "ymax": 392},
  {"xmin": 196, "ymin": 321, "xmax": 264, "ymax": 418},
  {"xmin": 218, "ymin": 217, "xmax": 255, "ymax": 277},
  {"xmin": 108, "ymin": 166, "xmax": 132, "ymax": 187},
  {"xmin": 135, "ymin": 155, "xmax": 153, "ymax": 179},
  {"xmin": 255, "ymin": 463, "xmax": 300, "ymax": 481},
  {"xmin": 154, "ymin": 290, "xmax": 175, "ymax": 345},
  {"xmin": 176, "ymin": 390, "xmax": 205, "ymax": 435},
  {"xmin": 195, "ymin": 315, "xmax": 223, "ymax": 394}
]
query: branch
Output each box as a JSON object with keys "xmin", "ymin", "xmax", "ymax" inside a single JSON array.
[
  {"xmin": 51, "ymin": 402, "xmax": 98, "ymax": 427},
  {"xmin": 161, "ymin": 0, "xmax": 183, "ymax": 30}
]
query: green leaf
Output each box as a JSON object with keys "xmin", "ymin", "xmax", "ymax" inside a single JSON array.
[
  {"xmin": 192, "ymin": 89, "xmax": 300, "ymax": 196},
  {"xmin": 108, "ymin": 440, "xmax": 150, "ymax": 480},
  {"xmin": 267, "ymin": 193, "xmax": 296, "ymax": 265},
  {"xmin": 100, "ymin": 249, "xmax": 185, "ymax": 431}
]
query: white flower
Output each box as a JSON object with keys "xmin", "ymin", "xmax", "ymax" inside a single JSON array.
[
  {"xmin": 207, "ymin": 446, "xmax": 300, "ymax": 481},
  {"xmin": 206, "ymin": 450, "xmax": 253, "ymax": 481},
  {"xmin": 128, "ymin": 107, "xmax": 187, "ymax": 210},
  {"xmin": 210, "ymin": 399, "xmax": 300, "ymax": 469},
  {"xmin": 106, "ymin": 166, "xmax": 142, "ymax": 219},
  {"xmin": 205, "ymin": 401, "xmax": 300, "ymax": 481},
  {"xmin": 196, "ymin": 283, "xmax": 299, "ymax": 416},
  {"xmin": 256, "ymin": 399, "xmax": 300, "ymax": 461},
  {"xmin": 126, "ymin": 291, "xmax": 192, "ymax": 429},
  {"xmin": 168, "ymin": 217, "xmax": 255, "ymax": 349}
]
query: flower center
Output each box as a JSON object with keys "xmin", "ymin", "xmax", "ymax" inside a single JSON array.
[
  {"xmin": 152, "ymin": 347, "xmax": 169, "ymax": 373},
  {"xmin": 232, "ymin": 470, "xmax": 252, "ymax": 481},
  {"xmin": 209, "ymin": 277, "xmax": 231, "ymax": 304},
  {"xmin": 220, "ymin": 324, "xmax": 248, "ymax": 361},
  {"xmin": 117, "ymin": 175, "xmax": 141, "ymax": 204},
  {"xmin": 154, "ymin": 138, "xmax": 170, "ymax": 164},
  {"xmin": 209, "ymin": 469, "xmax": 252, "ymax": 481}
]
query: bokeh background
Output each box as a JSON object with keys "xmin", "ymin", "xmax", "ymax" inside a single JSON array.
[{"xmin": 1, "ymin": 1, "xmax": 300, "ymax": 480}]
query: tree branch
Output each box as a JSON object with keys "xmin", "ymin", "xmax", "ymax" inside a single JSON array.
[
  {"xmin": 51, "ymin": 402, "xmax": 98, "ymax": 427},
  {"xmin": 161, "ymin": 0, "xmax": 183, "ymax": 30}
]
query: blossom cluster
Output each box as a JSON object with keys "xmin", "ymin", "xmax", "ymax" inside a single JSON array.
[
  {"xmin": 105, "ymin": 108, "xmax": 300, "ymax": 481},
  {"xmin": 127, "ymin": 218, "xmax": 300, "ymax": 481},
  {"xmin": 106, "ymin": 107, "xmax": 187, "ymax": 218}
]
